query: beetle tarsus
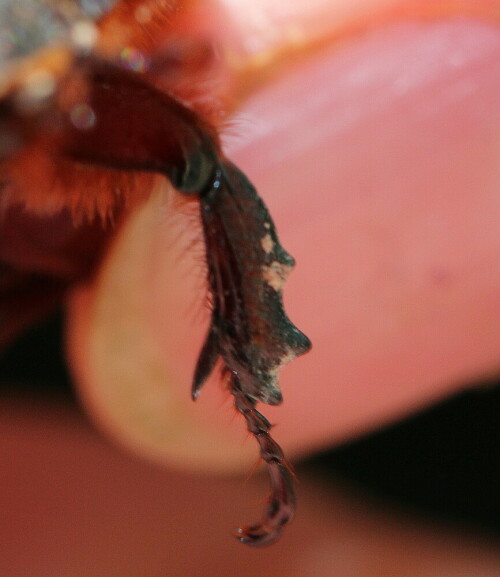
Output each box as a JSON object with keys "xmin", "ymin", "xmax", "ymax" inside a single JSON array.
[{"xmin": 233, "ymin": 382, "xmax": 296, "ymax": 547}]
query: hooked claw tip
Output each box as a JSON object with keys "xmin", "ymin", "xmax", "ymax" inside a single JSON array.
[{"xmin": 235, "ymin": 525, "xmax": 283, "ymax": 547}]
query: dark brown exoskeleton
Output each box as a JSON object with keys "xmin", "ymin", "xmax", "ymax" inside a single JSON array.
[
  {"xmin": 193, "ymin": 161, "xmax": 311, "ymax": 544},
  {"xmin": 0, "ymin": 0, "xmax": 311, "ymax": 545}
]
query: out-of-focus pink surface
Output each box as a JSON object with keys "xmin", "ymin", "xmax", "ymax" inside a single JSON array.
[
  {"xmin": 1, "ymin": 400, "xmax": 499, "ymax": 576},
  {"xmin": 223, "ymin": 18, "xmax": 500, "ymax": 454}
]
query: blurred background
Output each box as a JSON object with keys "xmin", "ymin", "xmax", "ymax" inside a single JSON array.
[{"xmin": 1, "ymin": 312, "xmax": 498, "ymax": 575}]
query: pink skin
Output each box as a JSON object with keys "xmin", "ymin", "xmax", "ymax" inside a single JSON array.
[
  {"xmin": 68, "ymin": 17, "xmax": 500, "ymax": 471},
  {"xmin": 225, "ymin": 18, "xmax": 500, "ymax": 453}
]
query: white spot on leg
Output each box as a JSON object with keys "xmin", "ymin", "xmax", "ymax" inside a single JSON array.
[
  {"xmin": 261, "ymin": 261, "xmax": 293, "ymax": 291},
  {"xmin": 264, "ymin": 351, "xmax": 299, "ymax": 400},
  {"xmin": 261, "ymin": 233, "xmax": 274, "ymax": 254}
]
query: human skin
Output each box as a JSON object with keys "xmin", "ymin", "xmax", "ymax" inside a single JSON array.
[{"xmin": 66, "ymin": 2, "xmax": 500, "ymax": 472}]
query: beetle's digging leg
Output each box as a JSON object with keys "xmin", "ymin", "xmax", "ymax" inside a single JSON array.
[{"xmin": 232, "ymin": 377, "xmax": 296, "ymax": 546}]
